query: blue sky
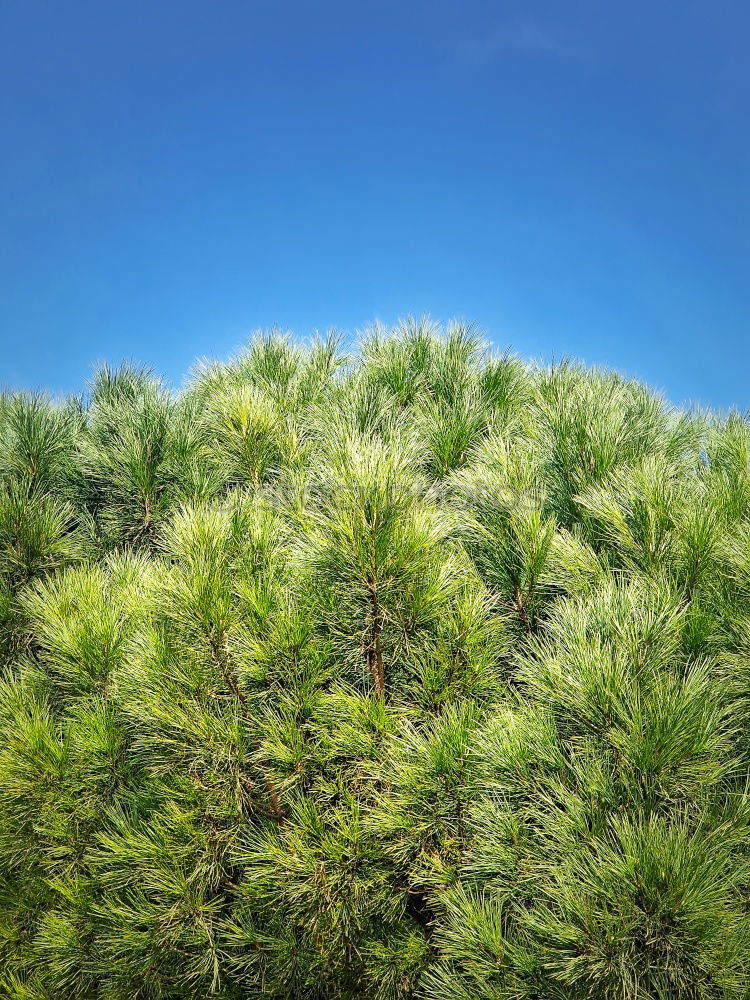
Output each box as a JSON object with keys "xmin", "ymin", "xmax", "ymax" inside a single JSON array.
[{"xmin": 1, "ymin": 1, "xmax": 748, "ymax": 409}]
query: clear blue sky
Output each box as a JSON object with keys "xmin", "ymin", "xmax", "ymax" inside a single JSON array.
[{"xmin": 1, "ymin": 1, "xmax": 748, "ymax": 409}]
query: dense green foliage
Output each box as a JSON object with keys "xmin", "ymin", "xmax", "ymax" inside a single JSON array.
[{"xmin": 2, "ymin": 319, "xmax": 750, "ymax": 999}]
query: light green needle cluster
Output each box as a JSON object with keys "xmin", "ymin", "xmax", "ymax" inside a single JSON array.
[{"xmin": 1, "ymin": 318, "xmax": 749, "ymax": 999}]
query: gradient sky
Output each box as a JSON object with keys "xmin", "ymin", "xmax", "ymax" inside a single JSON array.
[{"xmin": 1, "ymin": 1, "xmax": 748, "ymax": 409}]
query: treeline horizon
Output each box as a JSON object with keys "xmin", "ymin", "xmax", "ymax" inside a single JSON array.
[{"xmin": 1, "ymin": 318, "xmax": 750, "ymax": 999}]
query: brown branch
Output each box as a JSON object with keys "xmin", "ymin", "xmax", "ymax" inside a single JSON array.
[
  {"xmin": 210, "ymin": 630, "xmax": 286, "ymax": 825},
  {"xmin": 367, "ymin": 578, "xmax": 385, "ymax": 698},
  {"xmin": 513, "ymin": 584, "xmax": 532, "ymax": 632}
]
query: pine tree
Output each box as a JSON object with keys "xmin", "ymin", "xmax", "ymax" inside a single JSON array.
[{"xmin": 1, "ymin": 319, "xmax": 749, "ymax": 999}]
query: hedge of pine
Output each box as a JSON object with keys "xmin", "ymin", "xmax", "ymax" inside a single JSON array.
[{"xmin": 1, "ymin": 320, "xmax": 749, "ymax": 999}]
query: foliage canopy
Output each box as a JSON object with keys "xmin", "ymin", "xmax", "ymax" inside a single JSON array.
[{"xmin": 1, "ymin": 319, "xmax": 749, "ymax": 999}]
